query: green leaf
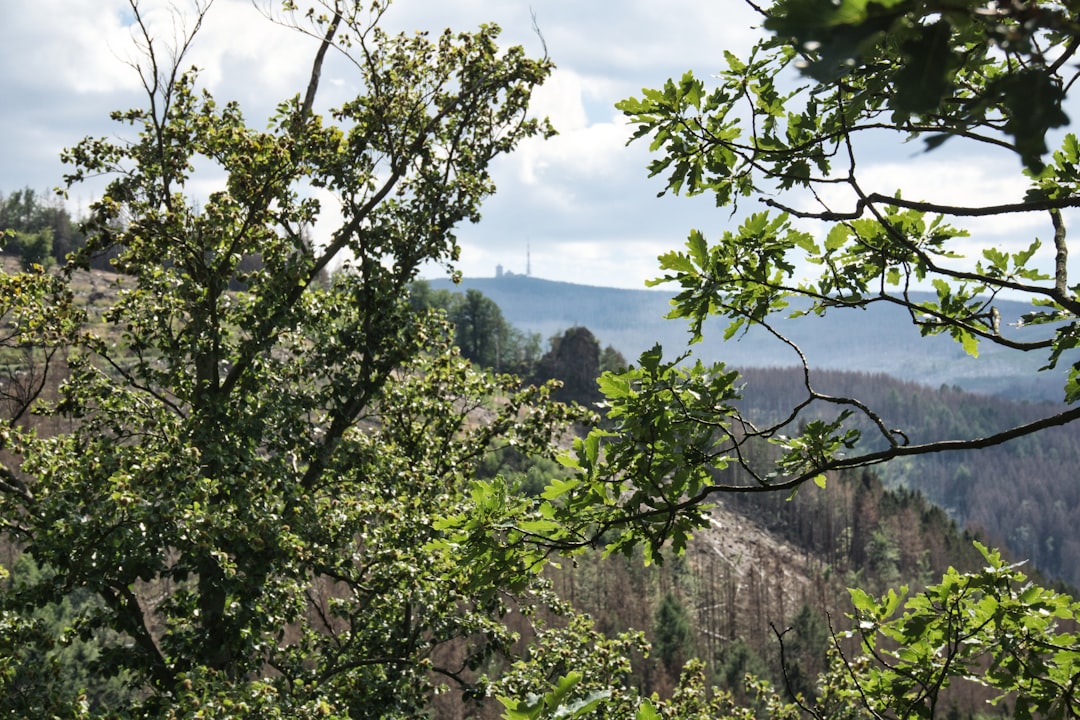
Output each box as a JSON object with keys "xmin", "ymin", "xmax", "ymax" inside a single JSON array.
[
  {"xmin": 541, "ymin": 477, "xmax": 579, "ymax": 501},
  {"xmin": 960, "ymin": 330, "xmax": 979, "ymax": 358},
  {"xmin": 549, "ymin": 671, "xmax": 583, "ymax": 706},
  {"xmin": 636, "ymin": 699, "xmax": 662, "ymax": 720},
  {"xmin": 1012, "ymin": 239, "xmax": 1041, "ymax": 269},
  {"xmin": 998, "ymin": 69, "xmax": 1070, "ymax": 171},
  {"xmin": 824, "ymin": 224, "xmax": 849, "ymax": 252},
  {"xmin": 892, "ymin": 21, "xmax": 954, "ymax": 115},
  {"xmin": 638, "ymin": 345, "xmax": 664, "ymax": 374},
  {"xmin": 687, "ymin": 229, "xmax": 709, "ymax": 269},
  {"xmin": 657, "ymin": 250, "xmax": 695, "ymax": 274},
  {"xmin": 724, "ymin": 49, "xmax": 747, "ymax": 74},
  {"xmin": 584, "ymin": 431, "xmax": 601, "ymax": 465},
  {"xmin": 597, "ymin": 372, "xmax": 630, "ymax": 399},
  {"xmin": 849, "ymin": 586, "xmax": 875, "ymax": 613}
]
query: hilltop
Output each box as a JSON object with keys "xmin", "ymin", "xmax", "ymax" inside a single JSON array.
[{"xmin": 427, "ymin": 274, "xmax": 1071, "ymax": 403}]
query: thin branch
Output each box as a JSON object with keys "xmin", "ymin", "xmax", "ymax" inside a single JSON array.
[
  {"xmin": 300, "ymin": 1, "xmax": 343, "ymax": 120},
  {"xmin": 826, "ymin": 613, "xmax": 889, "ymax": 720},
  {"xmin": 1047, "ymin": 34, "xmax": 1080, "ymax": 75},
  {"xmin": 1052, "ymin": 208, "xmax": 1069, "ymax": 299},
  {"xmin": 0, "ymin": 465, "xmax": 33, "ymax": 502},
  {"xmin": 772, "ymin": 623, "xmax": 824, "ymax": 718},
  {"xmin": 764, "ymin": 192, "xmax": 1080, "ymax": 222},
  {"xmin": 728, "ymin": 402, "xmax": 1080, "ymax": 493}
]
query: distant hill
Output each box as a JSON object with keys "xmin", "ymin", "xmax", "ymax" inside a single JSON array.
[{"xmin": 426, "ymin": 274, "xmax": 1072, "ymax": 403}]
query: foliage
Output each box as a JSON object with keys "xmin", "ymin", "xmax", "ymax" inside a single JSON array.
[
  {"xmin": 505, "ymin": 0, "xmax": 1080, "ymax": 715},
  {"xmin": 600, "ymin": 343, "xmax": 629, "ymax": 374},
  {"xmin": 411, "ymin": 281, "xmax": 543, "ymax": 375},
  {"xmin": 0, "ymin": 187, "xmax": 85, "ymax": 267},
  {"xmin": 454, "ymin": 288, "xmax": 510, "ymax": 368},
  {"xmin": 492, "ymin": 613, "xmax": 648, "ymax": 719},
  {"xmin": 653, "ymin": 591, "xmax": 693, "ymax": 673},
  {"xmin": 0, "ymin": 0, "xmax": 634, "ymax": 716},
  {"xmin": 532, "ymin": 326, "xmax": 605, "ymax": 405},
  {"xmin": 540, "ymin": 0, "xmax": 1080, "ymax": 564},
  {"xmin": 762, "ymin": 0, "xmax": 1075, "ymax": 170},
  {"xmin": 777, "ymin": 603, "xmax": 830, "ymax": 702},
  {"xmin": 6, "ymin": 229, "xmax": 55, "ymax": 271},
  {"xmin": 8, "ymin": 0, "xmax": 1080, "ymax": 717},
  {"xmin": 831, "ymin": 543, "xmax": 1080, "ymax": 720},
  {"xmin": 714, "ymin": 638, "xmax": 771, "ymax": 700},
  {"xmin": 520, "ymin": 538, "xmax": 1080, "ymax": 718},
  {"xmin": 553, "ymin": 347, "xmax": 741, "ymax": 562},
  {"xmin": 0, "ymin": 555, "xmax": 129, "ymax": 714},
  {"xmin": 0, "ymin": 262, "xmax": 78, "ymax": 425},
  {"xmin": 412, "ymin": 281, "xmax": 624, "ymax": 405},
  {"xmin": 451, "ymin": 288, "xmax": 543, "ymax": 374}
]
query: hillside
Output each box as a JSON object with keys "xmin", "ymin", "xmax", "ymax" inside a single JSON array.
[
  {"xmin": 530, "ymin": 468, "xmax": 1000, "ymax": 711},
  {"xmin": 2, "ymin": 259, "xmax": 1066, "ymax": 717},
  {"xmin": 426, "ymin": 274, "xmax": 1080, "ymax": 590},
  {"xmin": 32, "ymin": 262, "xmax": 1080, "ymax": 588},
  {"xmin": 730, "ymin": 367, "xmax": 1080, "ymax": 587},
  {"xmin": 426, "ymin": 274, "xmax": 1071, "ymax": 403}
]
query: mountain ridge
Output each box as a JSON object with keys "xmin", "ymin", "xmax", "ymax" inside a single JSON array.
[{"xmin": 426, "ymin": 274, "xmax": 1071, "ymax": 403}]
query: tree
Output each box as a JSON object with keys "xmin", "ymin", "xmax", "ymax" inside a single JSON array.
[
  {"xmin": 501, "ymin": 1, "xmax": 1080, "ymax": 712},
  {"xmin": 532, "ymin": 326, "xmax": 603, "ymax": 405},
  {"xmin": 408, "ymin": 277, "xmax": 459, "ymax": 314},
  {"xmin": 653, "ymin": 591, "xmax": 693, "ymax": 674},
  {"xmin": 599, "ymin": 343, "xmax": 628, "ymax": 374},
  {"xmin": 0, "ymin": 188, "xmax": 83, "ymax": 266},
  {"xmin": 760, "ymin": 0, "xmax": 1075, "ymax": 171},
  {"xmin": 507, "ymin": 548, "xmax": 1080, "ymax": 719},
  {"xmin": 411, "ymin": 282, "xmax": 542, "ymax": 374},
  {"xmin": 8, "ymin": 229, "xmax": 55, "ymax": 270},
  {"xmin": 453, "ymin": 288, "xmax": 503, "ymax": 367},
  {"xmin": 777, "ymin": 603, "xmax": 830, "ymax": 702},
  {"xmin": 0, "ymin": 1, "xmax": 627, "ymax": 715},
  {"xmin": 546, "ymin": 0, "xmax": 1080, "ymax": 562},
  {"xmin": 823, "ymin": 543, "xmax": 1080, "ymax": 720}
]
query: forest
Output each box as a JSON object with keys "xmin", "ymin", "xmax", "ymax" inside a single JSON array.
[
  {"xmin": 4, "ymin": 0, "xmax": 1080, "ymax": 718},
  {"xmin": 4, "ymin": 190, "xmax": 1079, "ymax": 717}
]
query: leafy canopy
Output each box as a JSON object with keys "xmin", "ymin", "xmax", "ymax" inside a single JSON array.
[
  {"xmin": 536, "ymin": 0, "xmax": 1080, "ymax": 563},
  {"xmin": 0, "ymin": 1, "xmax": 644, "ymax": 716},
  {"xmin": 507, "ymin": 1, "xmax": 1080, "ymax": 713}
]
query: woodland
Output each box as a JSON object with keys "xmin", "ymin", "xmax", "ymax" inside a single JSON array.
[{"xmin": 4, "ymin": 0, "xmax": 1080, "ymax": 718}]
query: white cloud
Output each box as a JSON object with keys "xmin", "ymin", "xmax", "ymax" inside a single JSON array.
[
  {"xmin": 29, "ymin": 2, "xmax": 1054, "ymax": 293},
  {"xmin": 2, "ymin": 1, "xmax": 138, "ymax": 95},
  {"xmin": 0, "ymin": 0, "xmax": 824, "ymax": 290}
]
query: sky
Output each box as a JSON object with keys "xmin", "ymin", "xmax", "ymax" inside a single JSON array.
[{"xmin": 0, "ymin": 1, "xmax": 1073, "ymax": 290}]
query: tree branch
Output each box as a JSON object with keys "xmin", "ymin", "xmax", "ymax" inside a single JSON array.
[
  {"xmin": 1052, "ymin": 208, "xmax": 1069, "ymax": 299},
  {"xmin": 99, "ymin": 583, "xmax": 173, "ymax": 688},
  {"xmin": 763, "ymin": 192, "xmax": 1080, "ymax": 222},
  {"xmin": 712, "ymin": 402, "xmax": 1080, "ymax": 494},
  {"xmin": 300, "ymin": 1, "xmax": 342, "ymax": 121}
]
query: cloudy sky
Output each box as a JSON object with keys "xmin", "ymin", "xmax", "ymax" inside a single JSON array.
[{"xmin": 0, "ymin": 1, "xmax": 1070, "ymax": 289}]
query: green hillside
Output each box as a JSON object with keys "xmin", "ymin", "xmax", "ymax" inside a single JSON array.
[{"xmin": 536, "ymin": 466, "xmax": 1010, "ymax": 711}]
